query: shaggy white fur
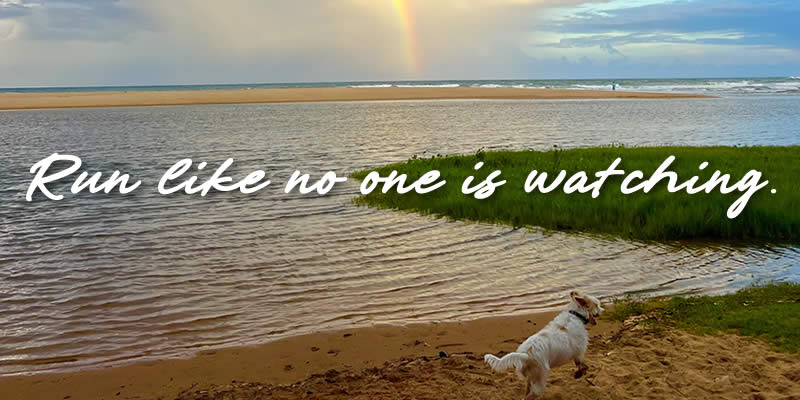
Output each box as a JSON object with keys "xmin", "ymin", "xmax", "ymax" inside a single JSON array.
[{"xmin": 484, "ymin": 291, "xmax": 604, "ymax": 400}]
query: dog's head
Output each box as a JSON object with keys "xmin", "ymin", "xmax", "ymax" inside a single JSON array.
[{"xmin": 570, "ymin": 291, "xmax": 604, "ymax": 325}]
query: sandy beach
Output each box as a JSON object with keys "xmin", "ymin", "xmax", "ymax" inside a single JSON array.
[
  {"xmin": 1, "ymin": 311, "xmax": 797, "ymax": 400},
  {"xmin": 0, "ymin": 87, "xmax": 708, "ymax": 110}
]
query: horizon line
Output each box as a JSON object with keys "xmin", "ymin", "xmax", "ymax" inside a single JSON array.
[{"xmin": 0, "ymin": 75, "xmax": 796, "ymax": 91}]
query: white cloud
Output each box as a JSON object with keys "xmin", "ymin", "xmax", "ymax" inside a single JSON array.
[
  {"xmin": 0, "ymin": 0, "xmax": 564, "ymax": 85},
  {"xmin": 0, "ymin": 0, "xmax": 798, "ymax": 86}
]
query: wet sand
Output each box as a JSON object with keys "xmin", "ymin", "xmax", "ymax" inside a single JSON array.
[
  {"xmin": 1, "ymin": 311, "xmax": 797, "ymax": 400},
  {"xmin": 0, "ymin": 87, "xmax": 708, "ymax": 110}
]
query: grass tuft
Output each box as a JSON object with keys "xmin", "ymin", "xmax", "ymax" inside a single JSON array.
[
  {"xmin": 351, "ymin": 146, "xmax": 800, "ymax": 241},
  {"xmin": 607, "ymin": 282, "xmax": 800, "ymax": 353}
]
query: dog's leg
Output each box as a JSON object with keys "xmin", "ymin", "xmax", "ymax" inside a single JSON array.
[
  {"xmin": 524, "ymin": 382, "xmax": 537, "ymax": 400},
  {"xmin": 573, "ymin": 356, "xmax": 589, "ymax": 379},
  {"xmin": 523, "ymin": 362, "xmax": 547, "ymax": 400},
  {"xmin": 521, "ymin": 359, "xmax": 536, "ymax": 400},
  {"xmin": 524, "ymin": 379, "xmax": 534, "ymax": 400},
  {"xmin": 525, "ymin": 373, "xmax": 547, "ymax": 400}
]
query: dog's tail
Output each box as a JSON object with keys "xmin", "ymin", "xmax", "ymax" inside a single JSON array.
[{"xmin": 483, "ymin": 352, "xmax": 529, "ymax": 372}]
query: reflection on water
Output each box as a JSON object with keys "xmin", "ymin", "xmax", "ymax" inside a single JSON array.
[{"xmin": 1, "ymin": 97, "xmax": 799, "ymax": 375}]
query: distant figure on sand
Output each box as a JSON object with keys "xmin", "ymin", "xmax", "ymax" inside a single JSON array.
[{"xmin": 612, "ymin": 82, "xmax": 616, "ymax": 91}]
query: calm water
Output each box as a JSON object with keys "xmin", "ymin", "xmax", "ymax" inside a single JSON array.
[{"xmin": 1, "ymin": 96, "xmax": 799, "ymax": 375}]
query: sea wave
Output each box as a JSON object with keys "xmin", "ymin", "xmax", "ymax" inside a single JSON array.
[
  {"xmin": 473, "ymin": 84, "xmax": 547, "ymax": 89},
  {"xmin": 2, "ymin": 78, "xmax": 798, "ymax": 96},
  {"xmin": 573, "ymin": 84, "xmax": 614, "ymax": 90},
  {"xmin": 349, "ymin": 84, "xmax": 393, "ymax": 88},
  {"xmin": 395, "ymin": 84, "xmax": 461, "ymax": 88},
  {"xmin": 573, "ymin": 80, "xmax": 800, "ymax": 94}
]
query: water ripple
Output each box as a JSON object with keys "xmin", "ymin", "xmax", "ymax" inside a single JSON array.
[{"xmin": 1, "ymin": 98, "xmax": 799, "ymax": 375}]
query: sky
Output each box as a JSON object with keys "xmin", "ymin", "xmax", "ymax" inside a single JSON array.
[{"xmin": 0, "ymin": 0, "xmax": 798, "ymax": 87}]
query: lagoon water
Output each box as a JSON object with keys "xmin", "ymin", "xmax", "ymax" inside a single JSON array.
[{"xmin": 1, "ymin": 96, "xmax": 799, "ymax": 375}]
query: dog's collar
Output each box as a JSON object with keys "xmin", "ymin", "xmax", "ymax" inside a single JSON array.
[{"xmin": 569, "ymin": 310, "xmax": 590, "ymax": 325}]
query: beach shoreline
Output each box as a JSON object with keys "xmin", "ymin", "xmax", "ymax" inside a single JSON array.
[
  {"xmin": 0, "ymin": 87, "xmax": 709, "ymax": 110},
  {"xmin": 2, "ymin": 306, "xmax": 798, "ymax": 400},
  {"xmin": 0, "ymin": 311, "xmax": 566, "ymax": 400}
]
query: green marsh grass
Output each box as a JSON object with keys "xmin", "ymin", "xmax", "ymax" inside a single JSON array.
[
  {"xmin": 607, "ymin": 283, "xmax": 800, "ymax": 353},
  {"xmin": 351, "ymin": 146, "xmax": 800, "ymax": 241}
]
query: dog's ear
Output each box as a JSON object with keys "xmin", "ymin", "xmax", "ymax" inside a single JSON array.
[
  {"xmin": 571, "ymin": 291, "xmax": 589, "ymax": 307},
  {"xmin": 583, "ymin": 296, "xmax": 596, "ymax": 312}
]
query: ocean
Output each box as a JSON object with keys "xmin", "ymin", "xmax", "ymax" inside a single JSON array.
[
  {"xmin": 2, "ymin": 77, "xmax": 800, "ymax": 96},
  {"xmin": 1, "ymin": 92, "xmax": 799, "ymax": 376}
]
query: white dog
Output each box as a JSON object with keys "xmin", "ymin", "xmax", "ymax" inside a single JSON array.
[{"xmin": 484, "ymin": 291, "xmax": 604, "ymax": 400}]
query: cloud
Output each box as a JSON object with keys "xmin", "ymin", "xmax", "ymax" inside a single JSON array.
[
  {"xmin": 0, "ymin": 0, "xmax": 572, "ymax": 85},
  {"xmin": 535, "ymin": 30, "xmax": 762, "ymax": 58},
  {"xmin": 547, "ymin": 0, "xmax": 800, "ymax": 47},
  {"xmin": 523, "ymin": 0, "xmax": 800, "ymax": 74},
  {"xmin": 0, "ymin": 0, "xmax": 33, "ymax": 19},
  {"xmin": 0, "ymin": 0, "xmax": 143, "ymax": 41},
  {"xmin": 599, "ymin": 41, "xmax": 624, "ymax": 57},
  {"xmin": 0, "ymin": 0, "xmax": 798, "ymax": 86}
]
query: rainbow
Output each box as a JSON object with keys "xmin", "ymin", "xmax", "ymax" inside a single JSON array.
[{"xmin": 391, "ymin": 0, "xmax": 420, "ymax": 73}]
